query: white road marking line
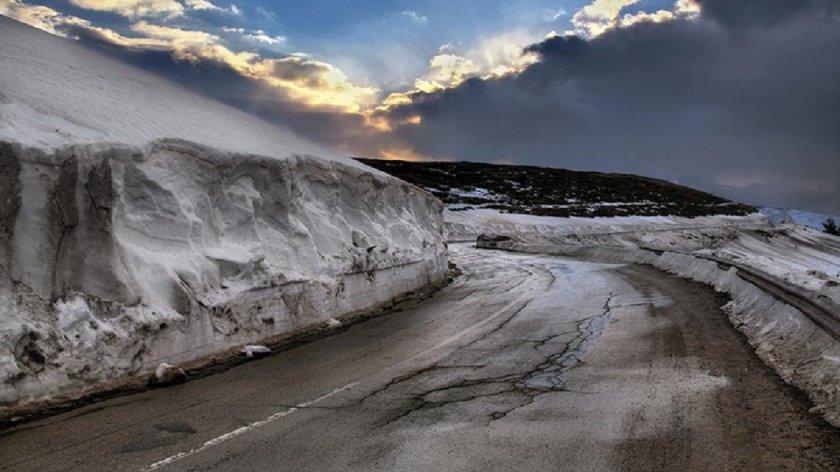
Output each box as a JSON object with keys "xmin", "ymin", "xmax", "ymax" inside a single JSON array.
[{"xmin": 141, "ymin": 382, "xmax": 358, "ymax": 471}]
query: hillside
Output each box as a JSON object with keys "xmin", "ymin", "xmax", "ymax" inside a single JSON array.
[{"xmin": 356, "ymin": 159, "xmax": 755, "ymax": 218}]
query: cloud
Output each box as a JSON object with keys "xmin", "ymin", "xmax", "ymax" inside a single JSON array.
[
  {"xmin": 372, "ymin": 0, "xmax": 840, "ymax": 212},
  {"xmin": 131, "ymin": 20, "xmax": 217, "ymax": 44},
  {"xmin": 243, "ymin": 29, "xmax": 285, "ymax": 46},
  {"xmin": 698, "ymin": 0, "xmax": 839, "ymax": 28},
  {"xmin": 254, "ymin": 55, "xmax": 379, "ymax": 111},
  {"xmin": 184, "ymin": 0, "xmax": 219, "ymax": 11},
  {"xmin": 0, "ymin": 1, "xmax": 83, "ymax": 35},
  {"xmin": 619, "ymin": 9, "xmax": 676, "ymax": 28},
  {"xmin": 184, "ymin": 0, "xmax": 241, "ymax": 15},
  {"xmin": 376, "ymin": 30, "xmax": 542, "ymax": 112},
  {"xmin": 675, "ymin": 0, "xmax": 700, "ymax": 16},
  {"xmin": 221, "ymin": 26, "xmax": 286, "ymax": 47},
  {"xmin": 68, "ymin": 0, "xmax": 184, "ymax": 18},
  {"xmin": 571, "ymin": 0, "xmax": 639, "ymax": 37},
  {"xmin": 569, "ymin": 0, "xmax": 702, "ymax": 38},
  {"xmin": 545, "ymin": 8, "xmax": 568, "ymax": 21},
  {"xmin": 401, "ymin": 10, "xmax": 428, "ymax": 25},
  {"xmin": 255, "ymin": 5, "xmax": 275, "ymax": 20},
  {"xmin": 65, "ymin": 0, "xmax": 240, "ymax": 18}
]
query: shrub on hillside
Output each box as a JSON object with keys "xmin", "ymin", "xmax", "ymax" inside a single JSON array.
[{"xmin": 824, "ymin": 218, "xmax": 840, "ymax": 236}]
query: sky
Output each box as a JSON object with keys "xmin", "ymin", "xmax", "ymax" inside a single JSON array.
[{"xmin": 1, "ymin": 0, "xmax": 838, "ymax": 213}]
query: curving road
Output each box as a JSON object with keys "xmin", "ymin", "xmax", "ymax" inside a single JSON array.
[{"xmin": 1, "ymin": 244, "xmax": 838, "ymax": 471}]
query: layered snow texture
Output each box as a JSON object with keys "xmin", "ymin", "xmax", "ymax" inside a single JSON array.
[
  {"xmin": 470, "ymin": 212, "xmax": 840, "ymax": 426},
  {"xmin": 0, "ymin": 18, "xmax": 447, "ymax": 414},
  {"xmin": 0, "ymin": 140, "xmax": 447, "ymax": 412}
]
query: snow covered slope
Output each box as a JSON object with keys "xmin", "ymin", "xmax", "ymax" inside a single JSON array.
[
  {"xmin": 0, "ymin": 17, "xmax": 447, "ymax": 415},
  {"xmin": 0, "ymin": 17, "xmax": 352, "ymax": 164}
]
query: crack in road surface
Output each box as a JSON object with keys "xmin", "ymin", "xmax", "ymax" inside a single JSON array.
[
  {"xmin": 521, "ymin": 294, "xmax": 613, "ymax": 391},
  {"xmin": 368, "ymin": 295, "xmax": 616, "ymax": 426}
]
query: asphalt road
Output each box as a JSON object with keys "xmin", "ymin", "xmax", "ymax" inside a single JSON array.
[{"xmin": 1, "ymin": 244, "xmax": 838, "ymax": 471}]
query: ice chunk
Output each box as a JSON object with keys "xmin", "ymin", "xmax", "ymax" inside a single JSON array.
[{"xmin": 242, "ymin": 345, "xmax": 272, "ymax": 358}]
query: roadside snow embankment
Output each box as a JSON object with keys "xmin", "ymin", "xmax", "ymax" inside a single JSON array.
[
  {"xmin": 0, "ymin": 139, "xmax": 447, "ymax": 415},
  {"xmin": 0, "ymin": 17, "xmax": 449, "ymax": 418},
  {"xmin": 469, "ymin": 211, "xmax": 840, "ymax": 427},
  {"xmin": 445, "ymin": 207, "xmax": 766, "ymax": 241}
]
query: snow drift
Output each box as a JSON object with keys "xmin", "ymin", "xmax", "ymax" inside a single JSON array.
[{"xmin": 0, "ymin": 18, "xmax": 447, "ymax": 415}]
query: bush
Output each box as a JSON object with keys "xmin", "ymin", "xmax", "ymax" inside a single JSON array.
[{"xmin": 823, "ymin": 218, "xmax": 840, "ymax": 236}]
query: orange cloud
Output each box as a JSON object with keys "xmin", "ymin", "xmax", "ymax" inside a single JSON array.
[{"xmin": 380, "ymin": 147, "xmax": 434, "ymax": 162}]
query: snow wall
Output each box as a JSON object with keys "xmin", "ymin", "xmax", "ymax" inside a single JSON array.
[
  {"xmin": 478, "ymin": 233, "xmax": 840, "ymax": 427},
  {"xmin": 0, "ymin": 139, "xmax": 448, "ymax": 415}
]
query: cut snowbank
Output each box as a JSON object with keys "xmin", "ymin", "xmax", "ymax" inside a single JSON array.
[
  {"xmin": 477, "ymin": 225, "xmax": 840, "ymax": 427},
  {"xmin": 0, "ymin": 17, "xmax": 450, "ymax": 417},
  {"xmin": 0, "ymin": 139, "xmax": 447, "ymax": 415}
]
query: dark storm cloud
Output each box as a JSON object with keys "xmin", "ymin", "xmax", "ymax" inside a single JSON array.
[
  {"xmin": 378, "ymin": 0, "xmax": 840, "ymax": 212},
  {"xmin": 698, "ymin": 0, "xmax": 840, "ymax": 27},
  {"xmin": 268, "ymin": 60, "xmax": 326, "ymax": 81},
  {"xmin": 69, "ymin": 25, "xmax": 258, "ymax": 99}
]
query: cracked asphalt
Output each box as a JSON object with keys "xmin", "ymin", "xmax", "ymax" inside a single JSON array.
[{"xmin": 1, "ymin": 244, "xmax": 839, "ymax": 471}]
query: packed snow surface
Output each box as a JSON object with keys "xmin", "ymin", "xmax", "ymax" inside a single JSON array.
[{"xmin": 0, "ymin": 18, "xmax": 447, "ymax": 414}]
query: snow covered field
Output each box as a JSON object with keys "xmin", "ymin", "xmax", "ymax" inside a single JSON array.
[
  {"xmin": 0, "ymin": 18, "xmax": 447, "ymax": 415},
  {"xmin": 460, "ymin": 208, "xmax": 840, "ymax": 426}
]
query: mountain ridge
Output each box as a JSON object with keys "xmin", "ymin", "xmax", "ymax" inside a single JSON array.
[{"xmin": 356, "ymin": 158, "xmax": 755, "ymax": 219}]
